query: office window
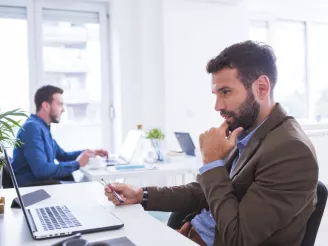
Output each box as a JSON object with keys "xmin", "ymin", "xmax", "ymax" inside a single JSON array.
[
  {"xmin": 249, "ymin": 20, "xmax": 307, "ymax": 119},
  {"xmin": 274, "ymin": 21, "xmax": 307, "ymax": 119},
  {"xmin": 42, "ymin": 9, "xmax": 104, "ymax": 149},
  {"xmin": 311, "ymin": 23, "xmax": 328, "ymax": 123},
  {"xmin": 249, "ymin": 20, "xmax": 269, "ymax": 43},
  {"xmin": 42, "ymin": 9, "xmax": 101, "ymax": 124},
  {"xmin": 0, "ymin": 6, "xmax": 29, "ymax": 114}
]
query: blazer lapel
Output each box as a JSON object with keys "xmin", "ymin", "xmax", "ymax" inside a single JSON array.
[
  {"xmin": 229, "ymin": 136, "xmax": 261, "ymax": 179},
  {"xmin": 224, "ymin": 147, "xmax": 238, "ymax": 173},
  {"xmin": 229, "ymin": 103, "xmax": 289, "ymax": 179}
]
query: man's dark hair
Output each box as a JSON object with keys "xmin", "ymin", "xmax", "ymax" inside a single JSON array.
[
  {"xmin": 206, "ymin": 40, "xmax": 278, "ymax": 95},
  {"xmin": 34, "ymin": 85, "xmax": 63, "ymax": 112}
]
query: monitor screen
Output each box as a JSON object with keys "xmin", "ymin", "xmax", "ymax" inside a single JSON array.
[{"xmin": 174, "ymin": 132, "xmax": 196, "ymax": 156}]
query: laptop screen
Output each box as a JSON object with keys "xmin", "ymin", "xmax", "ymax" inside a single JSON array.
[
  {"xmin": 2, "ymin": 148, "xmax": 33, "ymax": 231},
  {"xmin": 118, "ymin": 130, "xmax": 142, "ymax": 162},
  {"xmin": 174, "ymin": 132, "xmax": 196, "ymax": 156}
]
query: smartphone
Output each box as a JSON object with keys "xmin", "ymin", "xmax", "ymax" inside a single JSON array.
[{"xmin": 101, "ymin": 179, "xmax": 125, "ymax": 204}]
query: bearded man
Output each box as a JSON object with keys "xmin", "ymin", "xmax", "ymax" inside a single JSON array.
[{"xmin": 105, "ymin": 41, "xmax": 318, "ymax": 246}]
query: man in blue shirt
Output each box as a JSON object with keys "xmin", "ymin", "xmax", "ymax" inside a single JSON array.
[{"xmin": 12, "ymin": 85, "xmax": 108, "ymax": 186}]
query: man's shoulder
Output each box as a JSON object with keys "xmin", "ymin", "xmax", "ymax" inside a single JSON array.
[
  {"xmin": 272, "ymin": 117, "xmax": 308, "ymax": 139},
  {"xmin": 21, "ymin": 117, "xmax": 42, "ymax": 133},
  {"xmin": 263, "ymin": 117, "xmax": 315, "ymax": 152}
]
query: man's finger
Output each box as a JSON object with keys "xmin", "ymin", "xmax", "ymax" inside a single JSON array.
[
  {"xmin": 228, "ymin": 127, "xmax": 244, "ymax": 144},
  {"xmin": 105, "ymin": 187, "xmax": 113, "ymax": 193},
  {"xmin": 110, "ymin": 183, "xmax": 125, "ymax": 192},
  {"xmin": 219, "ymin": 121, "xmax": 229, "ymax": 132},
  {"xmin": 107, "ymin": 193, "xmax": 116, "ymax": 202},
  {"xmin": 104, "ymin": 189, "xmax": 111, "ymax": 196},
  {"xmin": 112, "ymin": 199, "xmax": 121, "ymax": 206},
  {"xmin": 179, "ymin": 222, "xmax": 191, "ymax": 236}
]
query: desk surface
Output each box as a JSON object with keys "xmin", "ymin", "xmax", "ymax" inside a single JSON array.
[
  {"xmin": 0, "ymin": 182, "xmax": 197, "ymax": 246},
  {"xmin": 81, "ymin": 161, "xmax": 201, "ymax": 182}
]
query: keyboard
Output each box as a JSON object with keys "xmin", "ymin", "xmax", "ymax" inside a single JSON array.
[
  {"xmin": 35, "ymin": 205, "xmax": 82, "ymax": 231},
  {"xmin": 106, "ymin": 158, "xmax": 127, "ymax": 166}
]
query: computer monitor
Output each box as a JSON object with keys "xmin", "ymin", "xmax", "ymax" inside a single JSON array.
[{"xmin": 174, "ymin": 132, "xmax": 196, "ymax": 156}]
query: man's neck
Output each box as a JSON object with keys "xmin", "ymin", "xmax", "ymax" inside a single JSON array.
[
  {"xmin": 35, "ymin": 112, "xmax": 51, "ymax": 125},
  {"xmin": 248, "ymin": 102, "xmax": 276, "ymax": 133}
]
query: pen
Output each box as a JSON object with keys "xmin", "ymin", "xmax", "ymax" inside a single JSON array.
[
  {"xmin": 50, "ymin": 233, "xmax": 82, "ymax": 246},
  {"xmin": 101, "ymin": 178, "xmax": 125, "ymax": 204}
]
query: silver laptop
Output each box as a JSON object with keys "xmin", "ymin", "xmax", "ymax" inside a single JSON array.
[
  {"xmin": 4, "ymin": 149, "xmax": 124, "ymax": 240},
  {"xmin": 107, "ymin": 130, "xmax": 142, "ymax": 165}
]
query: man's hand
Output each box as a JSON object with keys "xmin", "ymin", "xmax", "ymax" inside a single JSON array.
[
  {"xmin": 76, "ymin": 150, "xmax": 94, "ymax": 167},
  {"xmin": 105, "ymin": 183, "xmax": 143, "ymax": 206},
  {"xmin": 93, "ymin": 149, "xmax": 108, "ymax": 158},
  {"xmin": 177, "ymin": 222, "xmax": 192, "ymax": 236},
  {"xmin": 199, "ymin": 122, "xmax": 243, "ymax": 164}
]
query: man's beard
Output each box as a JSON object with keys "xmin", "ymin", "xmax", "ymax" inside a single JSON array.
[
  {"xmin": 221, "ymin": 90, "xmax": 260, "ymax": 132},
  {"xmin": 49, "ymin": 111, "xmax": 60, "ymax": 124}
]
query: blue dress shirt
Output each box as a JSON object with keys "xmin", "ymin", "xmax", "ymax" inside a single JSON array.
[
  {"xmin": 11, "ymin": 114, "xmax": 83, "ymax": 186},
  {"xmin": 191, "ymin": 123, "xmax": 264, "ymax": 245}
]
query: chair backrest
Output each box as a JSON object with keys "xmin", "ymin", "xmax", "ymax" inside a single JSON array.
[{"xmin": 301, "ymin": 181, "xmax": 328, "ymax": 246}]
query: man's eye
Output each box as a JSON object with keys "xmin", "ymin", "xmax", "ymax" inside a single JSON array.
[{"xmin": 222, "ymin": 90, "xmax": 230, "ymax": 95}]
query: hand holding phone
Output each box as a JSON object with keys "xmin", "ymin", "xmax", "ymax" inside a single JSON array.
[{"xmin": 101, "ymin": 179, "xmax": 125, "ymax": 204}]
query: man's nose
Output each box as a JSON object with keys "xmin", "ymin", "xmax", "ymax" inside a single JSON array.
[{"xmin": 215, "ymin": 97, "xmax": 225, "ymax": 112}]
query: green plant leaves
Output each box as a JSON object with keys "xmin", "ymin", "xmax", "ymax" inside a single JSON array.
[
  {"xmin": 146, "ymin": 128, "xmax": 165, "ymax": 140},
  {"xmin": 0, "ymin": 108, "xmax": 28, "ymax": 168}
]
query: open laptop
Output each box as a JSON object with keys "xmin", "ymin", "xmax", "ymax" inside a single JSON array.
[
  {"xmin": 106, "ymin": 130, "xmax": 142, "ymax": 165},
  {"xmin": 4, "ymin": 148, "xmax": 124, "ymax": 240},
  {"xmin": 174, "ymin": 132, "xmax": 196, "ymax": 156}
]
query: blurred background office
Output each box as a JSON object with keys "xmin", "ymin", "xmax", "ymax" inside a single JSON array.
[{"xmin": 0, "ymin": 0, "xmax": 328, "ymax": 244}]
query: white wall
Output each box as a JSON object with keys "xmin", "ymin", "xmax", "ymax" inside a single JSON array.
[
  {"xmin": 109, "ymin": 0, "xmax": 250, "ymax": 150},
  {"xmin": 248, "ymin": 0, "xmax": 328, "ymax": 20},
  {"xmin": 162, "ymin": 0, "xmax": 249, "ymax": 149},
  {"xmin": 109, "ymin": 0, "xmax": 249, "ymax": 150},
  {"xmin": 109, "ymin": 0, "xmax": 165, "ymax": 151},
  {"xmin": 109, "ymin": 0, "xmax": 143, "ymax": 151}
]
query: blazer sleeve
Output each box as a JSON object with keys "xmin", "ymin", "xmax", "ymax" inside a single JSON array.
[
  {"xmin": 198, "ymin": 138, "xmax": 318, "ymax": 246},
  {"xmin": 146, "ymin": 182, "xmax": 207, "ymax": 213}
]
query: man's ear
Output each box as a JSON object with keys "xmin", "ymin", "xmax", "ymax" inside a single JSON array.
[
  {"xmin": 253, "ymin": 75, "xmax": 271, "ymax": 100},
  {"xmin": 41, "ymin": 101, "xmax": 50, "ymax": 112}
]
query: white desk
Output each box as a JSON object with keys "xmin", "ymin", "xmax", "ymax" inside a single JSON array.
[
  {"xmin": 0, "ymin": 182, "xmax": 197, "ymax": 246},
  {"xmin": 80, "ymin": 161, "xmax": 200, "ymax": 185}
]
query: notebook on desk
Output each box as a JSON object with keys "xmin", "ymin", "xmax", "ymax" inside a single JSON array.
[{"xmin": 114, "ymin": 164, "xmax": 145, "ymax": 170}]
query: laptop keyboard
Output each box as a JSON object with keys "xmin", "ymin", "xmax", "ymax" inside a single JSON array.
[{"xmin": 36, "ymin": 205, "xmax": 82, "ymax": 231}]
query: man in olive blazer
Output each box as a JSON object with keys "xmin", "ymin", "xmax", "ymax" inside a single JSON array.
[{"xmin": 105, "ymin": 41, "xmax": 318, "ymax": 246}]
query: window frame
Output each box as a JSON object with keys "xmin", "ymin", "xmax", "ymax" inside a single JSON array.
[
  {"xmin": 0, "ymin": 0, "xmax": 113, "ymax": 150},
  {"xmin": 249, "ymin": 12, "xmax": 328, "ymax": 131}
]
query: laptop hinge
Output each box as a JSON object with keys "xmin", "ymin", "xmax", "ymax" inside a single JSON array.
[{"xmin": 26, "ymin": 209, "xmax": 38, "ymax": 233}]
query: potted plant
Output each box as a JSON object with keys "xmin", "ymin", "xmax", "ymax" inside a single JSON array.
[
  {"xmin": 146, "ymin": 128, "xmax": 165, "ymax": 162},
  {"xmin": 0, "ymin": 109, "xmax": 28, "ymax": 187}
]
